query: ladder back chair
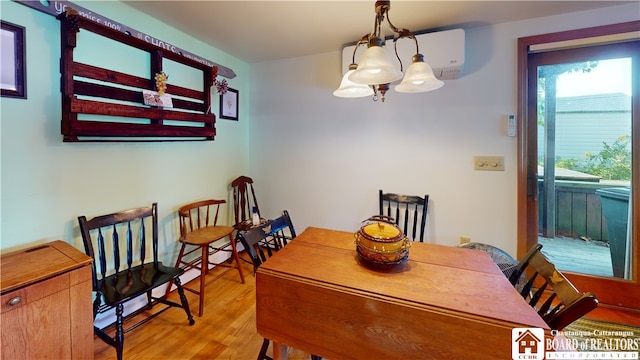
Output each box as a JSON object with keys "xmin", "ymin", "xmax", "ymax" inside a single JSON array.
[
  {"xmin": 237, "ymin": 210, "xmax": 320, "ymax": 360},
  {"xmin": 509, "ymin": 244, "xmax": 599, "ymax": 330},
  {"xmin": 78, "ymin": 203, "xmax": 194, "ymax": 360},
  {"xmin": 170, "ymin": 199, "xmax": 244, "ymax": 317},
  {"xmin": 379, "ymin": 189, "xmax": 429, "ymax": 242},
  {"xmin": 239, "ymin": 210, "xmax": 296, "ymax": 274},
  {"xmin": 231, "ymin": 176, "xmax": 269, "ymax": 233}
]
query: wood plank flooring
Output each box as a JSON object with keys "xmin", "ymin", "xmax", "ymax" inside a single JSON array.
[
  {"xmin": 93, "ymin": 257, "xmax": 314, "ymax": 360},
  {"xmin": 539, "ymin": 236, "xmax": 614, "ymax": 277},
  {"xmin": 94, "ymin": 251, "xmax": 640, "ymax": 360}
]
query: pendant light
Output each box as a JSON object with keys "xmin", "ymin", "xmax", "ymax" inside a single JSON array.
[
  {"xmin": 348, "ymin": 37, "xmax": 403, "ymax": 85},
  {"xmin": 333, "ymin": 64, "xmax": 375, "ymax": 98},
  {"xmin": 334, "ymin": 0, "xmax": 443, "ymax": 102},
  {"xmin": 395, "ymin": 54, "xmax": 444, "ymax": 93}
]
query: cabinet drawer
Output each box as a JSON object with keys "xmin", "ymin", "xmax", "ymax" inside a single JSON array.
[{"xmin": 1, "ymin": 272, "xmax": 69, "ymax": 314}]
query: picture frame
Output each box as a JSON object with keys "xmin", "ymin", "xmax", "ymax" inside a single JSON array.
[
  {"xmin": 1, "ymin": 21, "xmax": 26, "ymax": 99},
  {"xmin": 220, "ymin": 88, "xmax": 238, "ymax": 121}
]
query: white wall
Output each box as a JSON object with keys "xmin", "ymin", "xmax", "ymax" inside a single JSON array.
[
  {"xmin": 2, "ymin": 1, "xmax": 638, "ymax": 262},
  {"xmin": 0, "ymin": 0, "xmax": 251, "ymax": 265},
  {"xmin": 249, "ymin": 4, "xmax": 640, "ymax": 257}
]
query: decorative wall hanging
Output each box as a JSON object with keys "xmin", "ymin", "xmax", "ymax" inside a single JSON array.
[
  {"xmin": 220, "ymin": 88, "xmax": 239, "ymax": 121},
  {"xmin": 1, "ymin": 20, "xmax": 26, "ymax": 99},
  {"xmin": 58, "ymin": 9, "xmax": 218, "ymax": 142}
]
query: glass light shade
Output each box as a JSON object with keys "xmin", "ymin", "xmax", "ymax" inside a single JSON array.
[
  {"xmin": 348, "ymin": 41, "xmax": 403, "ymax": 85},
  {"xmin": 395, "ymin": 54, "xmax": 444, "ymax": 93},
  {"xmin": 333, "ymin": 69, "xmax": 374, "ymax": 98}
]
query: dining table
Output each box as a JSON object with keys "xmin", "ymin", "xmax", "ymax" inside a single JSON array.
[{"xmin": 255, "ymin": 227, "xmax": 551, "ymax": 359}]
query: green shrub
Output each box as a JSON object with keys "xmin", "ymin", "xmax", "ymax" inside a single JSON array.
[
  {"xmin": 545, "ymin": 136, "xmax": 631, "ymax": 181},
  {"xmin": 583, "ymin": 135, "xmax": 631, "ymax": 180}
]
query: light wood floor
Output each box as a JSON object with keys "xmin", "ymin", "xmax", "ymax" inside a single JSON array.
[
  {"xmin": 94, "ymin": 252, "xmax": 640, "ymax": 360},
  {"xmin": 93, "ymin": 257, "xmax": 315, "ymax": 360}
]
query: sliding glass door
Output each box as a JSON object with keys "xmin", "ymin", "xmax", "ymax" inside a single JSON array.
[
  {"xmin": 517, "ymin": 22, "xmax": 639, "ymax": 309},
  {"xmin": 532, "ymin": 49, "xmax": 634, "ymax": 279}
]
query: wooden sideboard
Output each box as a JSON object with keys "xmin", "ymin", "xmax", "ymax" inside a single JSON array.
[{"xmin": 1, "ymin": 241, "xmax": 94, "ymax": 359}]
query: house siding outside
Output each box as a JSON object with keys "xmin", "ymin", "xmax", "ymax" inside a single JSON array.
[{"xmin": 538, "ymin": 93, "xmax": 632, "ymax": 163}]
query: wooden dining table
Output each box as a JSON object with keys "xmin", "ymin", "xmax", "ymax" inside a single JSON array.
[{"xmin": 255, "ymin": 227, "xmax": 550, "ymax": 359}]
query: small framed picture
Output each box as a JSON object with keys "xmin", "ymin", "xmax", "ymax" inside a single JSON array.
[
  {"xmin": 220, "ymin": 88, "xmax": 238, "ymax": 121},
  {"xmin": 1, "ymin": 21, "xmax": 26, "ymax": 99}
]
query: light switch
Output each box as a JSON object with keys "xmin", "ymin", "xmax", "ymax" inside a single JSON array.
[{"xmin": 474, "ymin": 156, "xmax": 504, "ymax": 171}]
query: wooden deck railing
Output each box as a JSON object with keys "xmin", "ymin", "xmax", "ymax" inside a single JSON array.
[{"xmin": 538, "ymin": 180, "xmax": 629, "ymax": 242}]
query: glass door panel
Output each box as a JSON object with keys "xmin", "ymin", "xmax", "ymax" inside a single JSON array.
[{"xmin": 535, "ymin": 53, "xmax": 633, "ymax": 279}]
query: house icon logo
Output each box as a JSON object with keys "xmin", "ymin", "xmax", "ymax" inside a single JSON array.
[{"xmin": 512, "ymin": 328, "xmax": 545, "ymax": 360}]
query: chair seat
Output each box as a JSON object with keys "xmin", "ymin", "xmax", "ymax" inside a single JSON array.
[
  {"xmin": 234, "ymin": 218, "xmax": 269, "ymax": 232},
  {"xmin": 97, "ymin": 262, "xmax": 183, "ymax": 305},
  {"xmin": 181, "ymin": 226, "xmax": 235, "ymax": 246}
]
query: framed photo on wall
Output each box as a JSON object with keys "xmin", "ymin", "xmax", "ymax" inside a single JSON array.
[
  {"xmin": 220, "ymin": 88, "xmax": 238, "ymax": 121},
  {"xmin": 1, "ymin": 20, "xmax": 26, "ymax": 99}
]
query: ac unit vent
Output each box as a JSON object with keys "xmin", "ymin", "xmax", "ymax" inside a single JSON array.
[{"xmin": 341, "ymin": 28, "xmax": 465, "ymax": 81}]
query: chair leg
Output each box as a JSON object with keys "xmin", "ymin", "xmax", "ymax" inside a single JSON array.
[
  {"xmin": 258, "ymin": 338, "xmax": 270, "ymax": 360},
  {"xmin": 146, "ymin": 290, "xmax": 153, "ymax": 310},
  {"xmin": 174, "ymin": 277, "xmax": 195, "ymax": 325},
  {"xmin": 92, "ymin": 294, "xmax": 101, "ymax": 320},
  {"xmin": 198, "ymin": 244, "xmax": 208, "ymax": 317},
  {"xmin": 229, "ymin": 233, "xmax": 246, "ymax": 284},
  {"xmin": 166, "ymin": 242, "xmax": 187, "ymax": 299},
  {"xmin": 257, "ymin": 337, "xmax": 321, "ymax": 360},
  {"xmin": 114, "ymin": 303, "xmax": 124, "ymax": 360}
]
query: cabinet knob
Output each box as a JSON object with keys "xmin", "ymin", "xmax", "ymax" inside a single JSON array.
[{"xmin": 7, "ymin": 297, "xmax": 22, "ymax": 306}]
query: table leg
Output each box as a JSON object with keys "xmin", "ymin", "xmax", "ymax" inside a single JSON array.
[{"xmin": 272, "ymin": 342, "xmax": 289, "ymax": 360}]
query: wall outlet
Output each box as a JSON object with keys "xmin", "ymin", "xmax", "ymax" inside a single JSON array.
[{"xmin": 459, "ymin": 236, "xmax": 471, "ymax": 244}]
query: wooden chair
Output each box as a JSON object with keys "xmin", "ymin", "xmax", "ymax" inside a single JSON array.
[
  {"xmin": 78, "ymin": 203, "xmax": 195, "ymax": 360},
  {"xmin": 237, "ymin": 211, "xmax": 320, "ymax": 360},
  {"xmin": 509, "ymin": 244, "xmax": 599, "ymax": 330},
  {"xmin": 231, "ymin": 175, "xmax": 269, "ymax": 233},
  {"xmin": 169, "ymin": 199, "xmax": 245, "ymax": 317},
  {"xmin": 239, "ymin": 210, "xmax": 296, "ymax": 274},
  {"xmin": 379, "ymin": 189, "xmax": 429, "ymax": 242}
]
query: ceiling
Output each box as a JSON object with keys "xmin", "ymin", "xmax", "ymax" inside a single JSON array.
[{"xmin": 123, "ymin": 1, "xmax": 633, "ymax": 63}]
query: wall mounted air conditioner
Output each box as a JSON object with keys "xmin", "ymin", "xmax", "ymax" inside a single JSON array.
[{"xmin": 341, "ymin": 28, "xmax": 465, "ymax": 81}]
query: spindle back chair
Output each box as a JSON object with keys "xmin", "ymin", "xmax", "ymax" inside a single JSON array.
[
  {"xmin": 78, "ymin": 203, "xmax": 194, "ymax": 360},
  {"xmin": 379, "ymin": 189, "xmax": 429, "ymax": 242},
  {"xmin": 509, "ymin": 244, "xmax": 598, "ymax": 330}
]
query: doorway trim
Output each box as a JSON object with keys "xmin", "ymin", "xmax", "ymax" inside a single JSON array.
[{"xmin": 516, "ymin": 21, "xmax": 640, "ymax": 310}]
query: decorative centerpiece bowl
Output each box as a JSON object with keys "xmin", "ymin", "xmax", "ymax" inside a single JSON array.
[{"xmin": 354, "ymin": 215, "xmax": 411, "ymax": 270}]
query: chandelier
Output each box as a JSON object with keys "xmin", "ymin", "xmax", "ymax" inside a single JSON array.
[{"xmin": 333, "ymin": 0, "xmax": 444, "ymax": 102}]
